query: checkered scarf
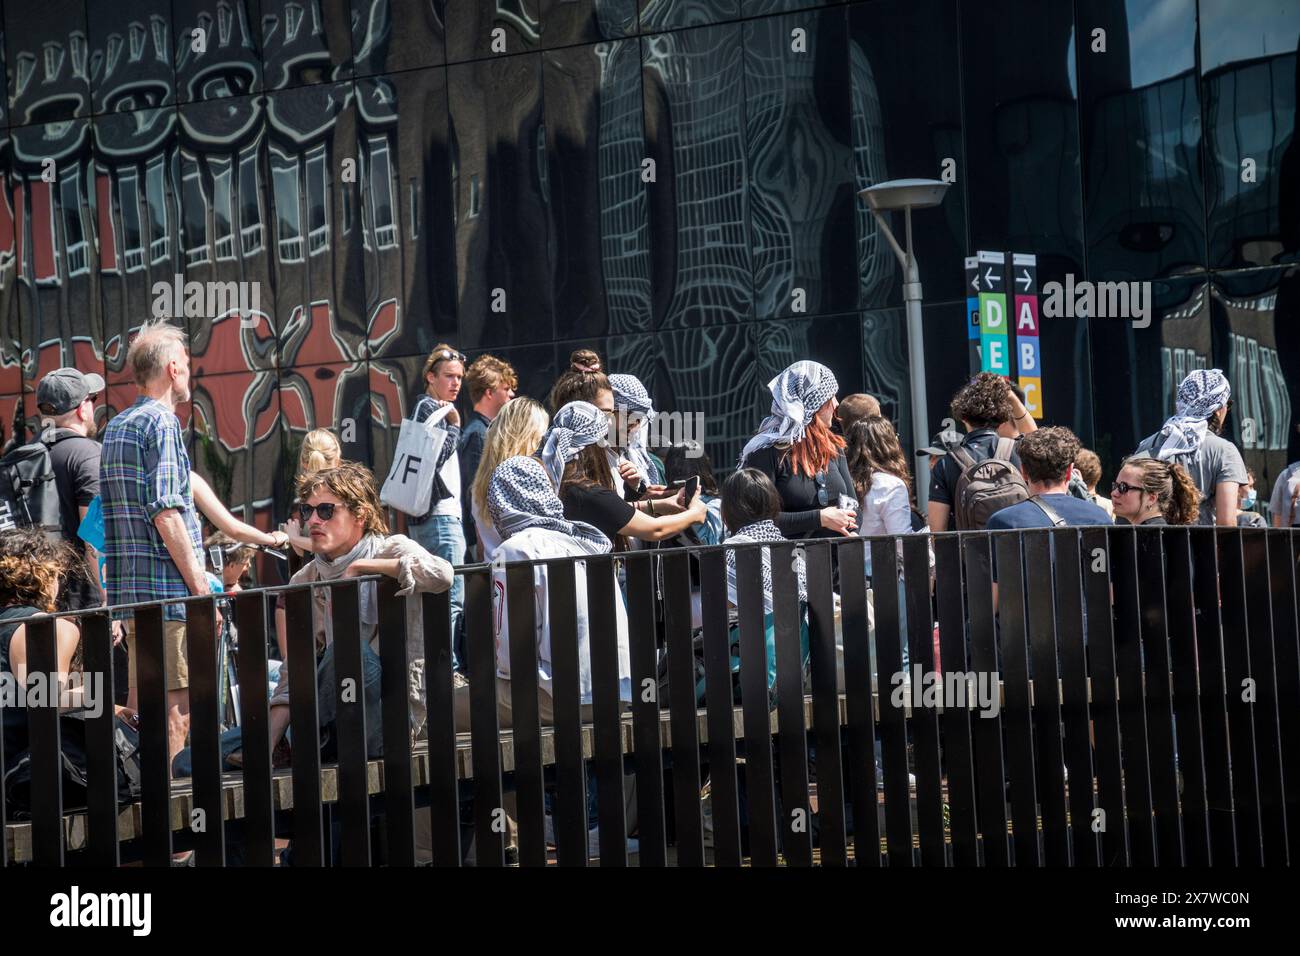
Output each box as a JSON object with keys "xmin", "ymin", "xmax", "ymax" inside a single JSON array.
[
  {"xmin": 487, "ymin": 455, "xmax": 611, "ymax": 551},
  {"xmin": 725, "ymin": 519, "xmax": 808, "ymax": 609},
  {"xmin": 537, "ymin": 401, "xmax": 609, "ymax": 489},
  {"xmin": 1153, "ymin": 369, "xmax": 1231, "ymax": 460},
  {"xmin": 608, "ymin": 373, "xmax": 662, "ymax": 486},
  {"xmin": 738, "ymin": 361, "xmax": 839, "ymax": 466}
]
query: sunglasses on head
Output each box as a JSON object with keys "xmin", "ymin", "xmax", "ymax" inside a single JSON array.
[
  {"xmin": 433, "ymin": 349, "xmax": 467, "ymax": 364},
  {"xmin": 1111, "ymin": 480, "xmax": 1142, "ymax": 495},
  {"xmin": 297, "ymin": 502, "xmax": 341, "ymax": 522}
]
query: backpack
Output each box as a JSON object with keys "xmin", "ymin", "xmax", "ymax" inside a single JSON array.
[
  {"xmin": 2, "ymin": 712, "xmax": 143, "ymax": 818},
  {"xmin": 0, "ymin": 430, "xmax": 67, "ymax": 537},
  {"xmin": 950, "ymin": 437, "xmax": 1029, "ymax": 530}
]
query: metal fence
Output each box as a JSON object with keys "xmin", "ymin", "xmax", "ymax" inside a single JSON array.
[{"xmin": 2, "ymin": 526, "xmax": 1297, "ymax": 867}]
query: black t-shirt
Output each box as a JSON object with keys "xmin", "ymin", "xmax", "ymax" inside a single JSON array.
[
  {"xmin": 561, "ymin": 483, "xmax": 635, "ymax": 543},
  {"xmin": 928, "ymin": 428, "xmax": 1021, "ymax": 510},
  {"xmin": 46, "ymin": 430, "xmax": 100, "ymax": 544},
  {"xmin": 740, "ymin": 444, "xmax": 854, "ymax": 539}
]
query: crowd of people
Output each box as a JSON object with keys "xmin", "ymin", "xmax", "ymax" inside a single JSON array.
[{"xmin": 0, "ymin": 317, "xmax": 1284, "ymax": 862}]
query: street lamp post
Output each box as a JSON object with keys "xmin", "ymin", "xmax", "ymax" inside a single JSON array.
[{"xmin": 858, "ymin": 178, "xmax": 951, "ymax": 511}]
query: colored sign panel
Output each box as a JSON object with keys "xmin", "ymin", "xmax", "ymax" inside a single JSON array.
[
  {"xmin": 966, "ymin": 255, "xmax": 981, "ymax": 373},
  {"xmin": 1012, "ymin": 252, "xmax": 1041, "ymax": 418},
  {"xmin": 978, "ymin": 250, "xmax": 1008, "ymax": 374}
]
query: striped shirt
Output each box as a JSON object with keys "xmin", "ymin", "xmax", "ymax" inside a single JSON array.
[{"xmin": 101, "ymin": 397, "xmax": 203, "ymax": 620}]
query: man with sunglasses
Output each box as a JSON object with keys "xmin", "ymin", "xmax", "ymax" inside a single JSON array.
[
  {"xmin": 36, "ymin": 367, "xmax": 108, "ymax": 613},
  {"xmin": 1134, "ymin": 368, "xmax": 1246, "ymax": 526}
]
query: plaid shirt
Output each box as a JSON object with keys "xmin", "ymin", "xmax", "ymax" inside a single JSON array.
[{"xmin": 101, "ymin": 397, "xmax": 203, "ymax": 620}]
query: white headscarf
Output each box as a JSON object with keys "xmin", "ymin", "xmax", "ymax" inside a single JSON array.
[
  {"xmin": 537, "ymin": 401, "xmax": 609, "ymax": 489},
  {"xmin": 1152, "ymin": 369, "xmax": 1231, "ymax": 459},
  {"xmin": 738, "ymin": 361, "xmax": 839, "ymax": 466},
  {"xmin": 487, "ymin": 455, "xmax": 610, "ymax": 551},
  {"xmin": 608, "ymin": 373, "xmax": 662, "ymax": 485}
]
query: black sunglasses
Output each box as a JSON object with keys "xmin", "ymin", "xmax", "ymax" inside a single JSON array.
[
  {"xmin": 1111, "ymin": 480, "xmax": 1142, "ymax": 495},
  {"xmin": 814, "ymin": 471, "xmax": 828, "ymax": 506},
  {"xmin": 297, "ymin": 502, "xmax": 341, "ymax": 522},
  {"xmin": 432, "ymin": 348, "xmax": 467, "ymax": 364}
]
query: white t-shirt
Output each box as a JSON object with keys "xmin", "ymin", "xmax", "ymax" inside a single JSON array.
[
  {"xmin": 433, "ymin": 445, "xmax": 461, "ymax": 518},
  {"xmin": 1269, "ymin": 461, "xmax": 1300, "ymax": 526},
  {"xmin": 471, "ymin": 496, "xmax": 502, "ymax": 561},
  {"xmin": 491, "ymin": 528, "xmax": 631, "ymax": 705}
]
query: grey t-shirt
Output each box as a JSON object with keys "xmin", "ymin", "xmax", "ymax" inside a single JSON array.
[
  {"xmin": 1135, "ymin": 431, "xmax": 1248, "ymax": 525},
  {"xmin": 1269, "ymin": 461, "xmax": 1300, "ymax": 526}
]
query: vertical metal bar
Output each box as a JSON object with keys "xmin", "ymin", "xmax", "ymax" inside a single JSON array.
[
  {"xmin": 285, "ymin": 585, "xmax": 324, "ymax": 865},
  {"xmin": 1080, "ymin": 528, "xmax": 1128, "ymax": 866},
  {"xmin": 377, "ymin": 578, "xmax": 414, "ymax": 866},
  {"xmin": 872, "ymin": 537, "xmax": 912, "ymax": 867},
  {"xmin": 963, "ymin": 534, "xmax": 1008, "ymax": 866},
  {"xmin": 465, "ymin": 568, "xmax": 504, "ymax": 866},
  {"xmin": 996, "ymin": 532, "xmax": 1040, "ymax": 867},
  {"xmin": 838, "ymin": 539, "xmax": 879, "ymax": 866},
  {"xmin": 698, "ymin": 548, "xmax": 740, "ymax": 866},
  {"xmin": 26, "ymin": 616, "xmax": 63, "ymax": 866},
  {"xmin": 1274, "ymin": 530, "xmax": 1300, "ymax": 865},
  {"xmin": 421, "ymin": 589, "xmax": 460, "ymax": 866},
  {"xmin": 735, "ymin": 544, "xmax": 777, "ymax": 866},
  {"xmin": 1110, "ymin": 526, "xmax": 1156, "ymax": 865},
  {"xmin": 1217, "ymin": 529, "xmax": 1263, "ymax": 864},
  {"xmin": 933, "ymin": 535, "xmax": 977, "ymax": 866},
  {"xmin": 902, "ymin": 535, "xmax": 944, "ymax": 867},
  {"xmin": 586, "ymin": 555, "xmax": 627, "ymax": 867},
  {"xmin": 1188, "ymin": 529, "xmax": 1235, "ymax": 864},
  {"xmin": 505, "ymin": 562, "xmax": 545, "ymax": 868},
  {"xmin": 807, "ymin": 541, "xmax": 847, "ymax": 866},
  {"xmin": 1022, "ymin": 531, "xmax": 1068, "ymax": 866},
  {"xmin": 771, "ymin": 542, "xmax": 812, "ymax": 867},
  {"xmin": 1133, "ymin": 529, "xmax": 1184, "ymax": 866},
  {"xmin": 626, "ymin": 552, "xmax": 667, "ymax": 866},
  {"xmin": 548, "ymin": 560, "xmax": 586, "ymax": 867},
  {"xmin": 135, "ymin": 605, "xmax": 172, "ymax": 866},
  {"xmin": 187, "ymin": 596, "xmax": 225, "ymax": 866},
  {"xmin": 332, "ymin": 580, "xmax": 371, "ymax": 866},
  {"xmin": 234, "ymin": 591, "xmax": 274, "ymax": 866},
  {"xmin": 1241, "ymin": 531, "xmax": 1288, "ymax": 863},
  {"xmin": 81, "ymin": 612, "xmax": 120, "ymax": 867},
  {"xmin": 1052, "ymin": 530, "xmax": 1098, "ymax": 867},
  {"xmin": 663, "ymin": 548, "xmax": 704, "ymax": 866},
  {"xmin": 1163, "ymin": 529, "xmax": 1212, "ymax": 865}
]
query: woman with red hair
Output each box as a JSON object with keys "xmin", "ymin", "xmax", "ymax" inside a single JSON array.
[{"xmin": 739, "ymin": 361, "xmax": 857, "ymax": 539}]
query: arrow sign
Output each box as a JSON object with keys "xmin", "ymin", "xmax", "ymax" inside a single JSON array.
[
  {"xmin": 984, "ymin": 267, "xmax": 1001, "ymax": 287},
  {"xmin": 1017, "ymin": 268, "xmax": 1031, "ymax": 291}
]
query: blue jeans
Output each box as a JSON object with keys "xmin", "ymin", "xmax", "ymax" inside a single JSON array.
[
  {"xmin": 315, "ymin": 639, "xmax": 385, "ymax": 759},
  {"xmin": 409, "ymin": 514, "xmax": 466, "ymax": 672}
]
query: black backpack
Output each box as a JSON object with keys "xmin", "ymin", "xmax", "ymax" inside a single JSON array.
[
  {"xmin": 3, "ymin": 712, "xmax": 143, "ymax": 817},
  {"xmin": 0, "ymin": 430, "xmax": 66, "ymax": 537}
]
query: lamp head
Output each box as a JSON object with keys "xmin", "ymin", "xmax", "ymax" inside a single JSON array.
[{"xmin": 857, "ymin": 178, "xmax": 950, "ymax": 212}]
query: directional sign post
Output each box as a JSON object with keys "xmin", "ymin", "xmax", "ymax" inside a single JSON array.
[
  {"xmin": 1012, "ymin": 252, "xmax": 1042, "ymax": 419},
  {"xmin": 966, "ymin": 255, "xmax": 981, "ymax": 373},
  {"xmin": 977, "ymin": 250, "xmax": 1009, "ymax": 375}
]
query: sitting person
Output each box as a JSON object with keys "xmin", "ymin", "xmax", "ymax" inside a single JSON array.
[{"xmin": 264, "ymin": 463, "xmax": 454, "ymax": 762}]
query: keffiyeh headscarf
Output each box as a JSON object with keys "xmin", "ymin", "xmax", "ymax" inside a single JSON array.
[
  {"xmin": 608, "ymin": 373, "xmax": 663, "ymax": 486},
  {"xmin": 1152, "ymin": 369, "xmax": 1231, "ymax": 460},
  {"xmin": 738, "ymin": 361, "xmax": 839, "ymax": 466},
  {"xmin": 725, "ymin": 519, "xmax": 808, "ymax": 611},
  {"xmin": 487, "ymin": 455, "xmax": 611, "ymax": 551},
  {"xmin": 537, "ymin": 401, "xmax": 609, "ymax": 489}
]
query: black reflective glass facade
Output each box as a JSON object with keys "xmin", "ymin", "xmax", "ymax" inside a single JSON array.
[{"xmin": 1, "ymin": 0, "xmax": 1297, "ymax": 565}]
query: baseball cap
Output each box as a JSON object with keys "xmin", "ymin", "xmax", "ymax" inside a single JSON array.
[
  {"xmin": 37, "ymin": 367, "xmax": 106, "ymax": 416},
  {"xmin": 915, "ymin": 429, "xmax": 962, "ymax": 458}
]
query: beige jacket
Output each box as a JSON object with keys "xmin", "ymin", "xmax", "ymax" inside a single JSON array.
[{"xmin": 270, "ymin": 533, "xmax": 454, "ymax": 740}]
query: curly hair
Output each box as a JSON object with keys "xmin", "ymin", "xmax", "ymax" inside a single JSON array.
[
  {"xmin": 1017, "ymin": 426, "xmax": 1081, "ymax": 484},
  {"xmin": 1120, "ymin": 456, "xmax": 1200, "ymax": 525},
  {"xmin": 0, "ymin": 528, "xmax": 78, "ymax": 612},
  {"xmin": 464, "ymin": 355, "xmax": 519, "ymax": 405},
  {"xmin": 297, "ymin": 463, "xmax": 389, "ymax": 536},
  {"xmin": 1074, "ymin": 448, "xmax": 1103, "ymax": 488},
  {"xmin": 951, "ymin": 372, "xmax": 1014, "ymax": 430},
  {"xmin": 846, "ymin": 416, "xmax": 913, "ymax": 498}
]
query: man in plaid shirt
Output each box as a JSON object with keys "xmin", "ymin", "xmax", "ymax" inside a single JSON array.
[{"xmin": 101, "ymin": 320, "xmax": 211, "ymax": 768}]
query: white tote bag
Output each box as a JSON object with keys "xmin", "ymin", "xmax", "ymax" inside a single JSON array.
[{"xmin": 381, "ymin": 402, "xmax": 453, "ymax": 517}]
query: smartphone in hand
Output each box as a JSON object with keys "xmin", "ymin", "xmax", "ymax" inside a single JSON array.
[{"xmin": 684, "ymin": 475, "xmax": 700, "ymax": 503}]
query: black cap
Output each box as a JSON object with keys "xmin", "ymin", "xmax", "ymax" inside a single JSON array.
[{"xmin": 915, "ymin": 429, "xmax": 962, "ymax": 458}]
